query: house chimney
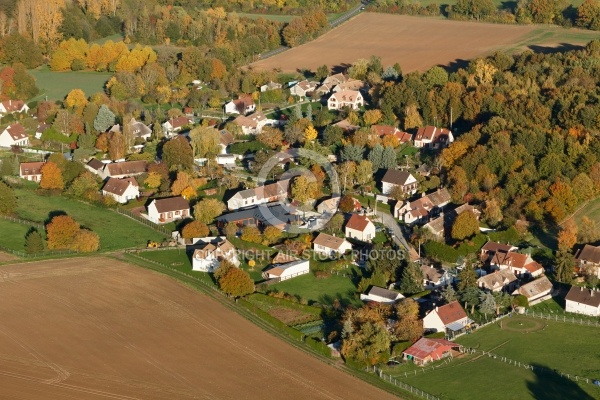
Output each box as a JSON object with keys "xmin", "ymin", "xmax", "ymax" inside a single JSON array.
[
  {"xmin": 581, "ymin": 286, "xmax": 584, "ymax": 292},
  {"xmin": 435, "ymin": 306, "xmax": 439, "ymax": 312}
]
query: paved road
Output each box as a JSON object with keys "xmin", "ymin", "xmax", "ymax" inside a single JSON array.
[{"xmin": 376, "ymin": 210, "xmax": 420, "ymax": 262}]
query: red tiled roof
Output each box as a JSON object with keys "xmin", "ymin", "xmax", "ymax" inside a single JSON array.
[
  {"xmin": 403, "ymin": 338, "xmax": 459, "ymax": 361},
  {"xmin": 346, "ymin": 214, "xmax": 372, "ymax": 232},
  {"xmin": 382, "ymin": 169, "xmax": 412, "ymax": 186},
  {"xmin": 1, "ymin": 100, "xmax": 26, "ymax": 113},
  {"xmin": 436, "ymin": 301, "xmax": 467, "ymax": 325},
  {"xmin": 372, "ymin": 125, "xmax": 398, "ymax": 136},
  {"xmin": 102, "ymin": 177, "xmax": 138, "ymax": 196},
  {"xmin": 20, "ymin": 162, "xmax": 44, "ymax": 176},
  {"xmin": 5, "ymin": 123, "xmax": 27, "ymax": 140},
  {"xmin": 167, "ymin": 116, "xmax": 192, "ymax": 129}
]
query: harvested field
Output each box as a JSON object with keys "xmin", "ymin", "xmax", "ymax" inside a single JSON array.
[
  {"xmin": 0, "ymin": 252, "xmax": 18, "ymax": 262},
  {"xmin": 0, "ymin": 257, "xmax": 398, "ymax": 400},
  {"xmin": 250, "ymin": 13, "xmax": 596, "ymax": 73}
]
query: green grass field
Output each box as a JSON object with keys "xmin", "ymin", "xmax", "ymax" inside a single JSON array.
[
  {"xmin": 270, "ymin": 271, "xmax": 359, "ymax": 306},
  {"xmin": 134, "ymin": 248, "xmax": 218, "ymax": 283},
  {"xmin": 505, "ymin": 26, "xmax": 600, "ymax": 54},
  {"xmin": 14, "ymin": 189, "xmax": 166, "ymax": 251},
  {"xmin": 29, "ymin": 67, "xmax": 112, "ymax": 101},
  {"xmin": 390, "ymin": 315, "xmax": 600, "ymax": 399},
  {"xmin": 0, "ymin": 219, "xmax": 40, "ymax": 252},
  {"xmin": 569, "ymin": 197, "xmax": 600, "ymax": 227}
]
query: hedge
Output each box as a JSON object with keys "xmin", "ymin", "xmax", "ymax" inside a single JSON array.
[
  {"xmin": 425, "ymin": 331, "xmax": 446, "ymax": 339},
  {"xmin": 391, "ymin": 341, "xmax": 411, "ymax": 356},
  {"xmin": 410, "ymin": 290, "xmax": 431, "ymax": 299},
  {"xmin": 305, "ymin": 337, "xmax": 331, "ymax": 357},
  {"xmin": 237, "ymin": 298, "xmax": 304, "ymax": 341},
  {"xmin": 247, "ymin": 293, "xmax": 322, "ymax": 316}
]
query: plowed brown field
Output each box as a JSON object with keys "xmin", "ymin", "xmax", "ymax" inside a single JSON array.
[
  {"xmin": 0, "ymin": 257, "xmax": 399, "ymax": 399},
  {"xmin": 251, "ymin": 13, "xmax": 537, "ymax": 73}
]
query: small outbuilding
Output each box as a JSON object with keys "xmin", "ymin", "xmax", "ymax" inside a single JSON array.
[{"xmin": 403, "ymin": 338, "xmax": 461, "ymax": 366}]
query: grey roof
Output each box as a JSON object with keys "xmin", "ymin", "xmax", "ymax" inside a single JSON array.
[
  {"xmin": 513, "ymin": 276, "xmax": 552, "ymax": 299},
  {"xmin": 217, "ymin": 204, "xmax": 299, "ymax": 226},
  {"xmin": 565, "ymin": 286, "xmax": 600, "ymax": 308},
  {"xmin": 382, "ymin": 169, "xmax": 412, "ymax": 185},
  {"xmin": 367, "ymin": 286, "xmax": 403, "ymax": 301}
]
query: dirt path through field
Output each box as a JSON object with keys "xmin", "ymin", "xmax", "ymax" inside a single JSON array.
[
  {"xmin": 0, "ymin": 257, "xmax": 400, "ymax": 399},
  {"xmin": 251, "ymin": 13, "xmax": 538, "ymax": 73}
]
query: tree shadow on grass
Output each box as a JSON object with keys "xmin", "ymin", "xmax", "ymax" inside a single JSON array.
[
  {"xmin": 527, "ymin": 363, "xmax": 595, "ymax": 400},
  {"xmin": 44, "ymin": 210, "xmax": 67, "ymax": 226},
  {"xmin": 528, "ymin": 43, "xmax": 585, "ymax": 55}
]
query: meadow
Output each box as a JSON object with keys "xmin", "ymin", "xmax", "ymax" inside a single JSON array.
[{"xmin": 29, "ymin": 67, "xmax": 112, "ymax": 101}]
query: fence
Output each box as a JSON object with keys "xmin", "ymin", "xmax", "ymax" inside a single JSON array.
[
  {"xmin": 448, "ymin": 313, "xmax": 510, "ymax": 340},
  {"xmin": 524, "ymin": 310, "xmax": 600, "ymax": 327},
  {"xmin": 0, "ymin": 244, "xmax": 75, "ymax": 259},
  {"xmin": 373, "ymin": 366, "xmax": 441, "ymax": 400},
  {"xmin": 115, "ymin": 207, "xmax": 171, "ymax": 236},
  {"xmin": 0, "ymin": 215, "xmax": 44, "ymax": 230}
]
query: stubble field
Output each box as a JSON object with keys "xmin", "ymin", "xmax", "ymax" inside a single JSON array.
[
  {"xmin": 0, "ymin": 257, "xmax": 399, "ymax": 399},
  {"xmin": 251, "ymin": 13, "xmax": 599, "ymax": 73}
]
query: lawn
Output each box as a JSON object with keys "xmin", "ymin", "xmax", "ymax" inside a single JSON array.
[
  {"xmin": 392, "ymin": 315, "xmax": 600, "ymax": 400},
  {"xmin": 569, "ymin": 196, "xmax": 600, "ymax": 227},
  {"xmin": 134, "ymin": 248, "xmax": 217, "ymax": 284},
  {"xmin": 14, "ymin": 188, "xmax": 166, "ymax": 251},
  {"xmin": 270, "ymin": 271, "xmax": 359, "ymax": 306},
  {"xmin": 29, "ymin": 67, "xmax": 113, "ymax": 101},
  {"xmin": 0, "ymin": 219, "xmax": 39, "ymax": 252}
]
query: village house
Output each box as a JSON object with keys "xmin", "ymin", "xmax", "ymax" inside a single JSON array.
[
  {"xmin": 423, "ymin": 301, "xmax": 473, "ymax": 335},
  {"xmin": 217, "ymin": 204, "xmax": 299, "ymax": 230},
  {"xmin": 489, "ymin": 250, "xmax": 544, "ymax": 278},
  {"xmin": 233, "ymin": 112, "xmax": 269, "ymax": 135},
  {"xmin": 477, "ymin": 269, "xmax": 518, "ymax": 293},
  {"xmin": 403, "ymin": 338, "xmax": 461, "ymax": 366},
  {"xmin": 0, "ymin": 99, "xmax": 29, "ymax": 116},
  {"xmin": 480, "ymin": 241, "xmax": 518, "ymax": 264},
  {"xmin": 313, "ymin": 233, "xmax": 353, "ymax": 258},
  {"xmin": 35, "ymin": 123, "xmax": 50, "ymax": 139},
  {"xmin": 19, "ymin": 161, "xmax": 45, "ymax": 182},
  {"xmin": 224, "ymin": 94, "xmax": 256, "ymax": 115},
  {"xmin": 321, "ymin": 73, "xmax": 349, "ymax": 88},
  {"xmin": 512, "ymin": 276, "xmax": 553, "ymax": 305},
  {"xmin": 101, "ymin": 177, "xmax": 139, "ymax": 204},
  {"xmin": 345, "ymin": 214, "xmax": 376, "ymax": 242},
  {"xmin": 421, "ymin": 264, "xmax": 453, "ymax": 290},
  {"xmin": 100, "ymin": 160, "xmax": 147, "ymax": 180},
  {"xmin": 381, "ymin": 169, "xmax": 418, "ymax": 196},
  {"xmin": 332, "ymin": 78, "xmax": 366, "ymax": 93},
  {"xmin": 394, "ymin": 188, "xmax": 451, "ymax": 222},
  {"xmin": 316, "ymin": 197, "xmax": 340, "ymax": 215},
  {"xmin": 227, "ymin": 179, "xmax": 290, "ymax": 211},
  {"xmin": 0, "ymin": 122, "xmax": 29, "ymax": 148},
  {"xmin": 85, "ymin": 158, "xmax": 106, "ymax": 175},
  {"xmin": 565, "ymin": 286, "xmax": 600, "ymax": 316},
  {"xmin": 423, "ymin": 203, "xmax": 481, "ymax": 240},
  {"xmin": 371, "ymin": 125, "xmax": 413, "ymax": 144},
  {"xmin": 360, "ymin": 286, "xmax": 405, "ymax": 304},
  {"xmin": 191, "ymin": 238, "xmax": 240, "ymax": 272},
  {"xmin": 147, "ymin": 196, "xmax": 190, "ymax": 224},
  {"xmin": 262, "ymin": 252, "xmax": 309, "ymax": 281},
  {"xmin": 162, "ymin": 116, "xmax": 193, "ymax": 136},
  {"xmin": 109, "ymin": 117, "xmax": 152, "ymax": 141},
  {"xmin": 413, "ymin": 126, "xmax": 454, "ymax": 149},
  {"xmin": 290, "ymin": 80, "xmax": 319, "ymax": 98},
  {"xmin": 260, "ymin": 81, "xmax": 282, "ymax": 92},
  {"xmin": 575, "ymin": 244, "xmax": 600, "ymax": 277},
  {"xmin": 327, "ymin": 90, "xmax": 364, "ymax": 111},
  {"xmin": 219, "ymin": 130, "xmax": 235, "ymax": 154}
]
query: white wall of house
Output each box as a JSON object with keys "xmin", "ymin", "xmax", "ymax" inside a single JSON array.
[
  {"xmin": 422, "ymin": 312, "xmax": 445, "ymax": 333},
  {"xmin": 359, "ymin": 293, "xmax": 403, "ymax": 304},
  {"xmin": 0, "ymin": 130, "xmax": 28, "ymax": 147},
  {"xmin": 313, "ymin": 241, "xmax": 352, "ymax": 257},
  {"xmin": 565, "ymin": 299, "xmax": 600, "ymax": 316},
  {"xmin": 345, "ymin": 224, "xmax": 375, "ymax": 242},
  {"xmin": 147, "ymin": 203, "xmax": 189, "ymax": 224},
  {"xmin": 102, "ymin": 184, "xmax": 139, "ymax": 204}
]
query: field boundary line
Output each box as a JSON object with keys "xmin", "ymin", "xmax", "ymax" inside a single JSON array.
[{"xmin": 524, "ymin": 310, "xmax": 600, "ymax": 327}]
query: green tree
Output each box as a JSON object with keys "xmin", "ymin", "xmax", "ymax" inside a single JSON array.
[
  {"xmin": 93, "ymin": 104, "xmax": 115, "ymax": 132},
  {"xmin": 193, "ymin": 198, "xmax": 226, "ymax": 224},
  {"xmin": 442, "ymin": 285, "xmax": 458, "ymax": 303},
  {"xmin": 0, "ymin": 181, "xmax": 17, "ymax": 215},
  {"xmin": 24, "ymin": 229, "xmax": 44, "ymax": 254},
  {"xmin": 478, "ymin": 292, "xmax": 496, "ymax": 317},
  {"xmin": 554, "ymin": 251, "xmax": 574, "ymax": 283},
  {"xmin": 162, "ymin": 135, "xmax": 194, "ymax": 171},
  {"xmin": 368, "ymin": 144, "xmax": 384, "ymax": 171},
  {"xmin": 451, "ymin": 211, "xmax": 479, "ymax": 240},
  {"xmin": 461, "ymin": 286, "xmax": 481, "ymax": 313},
  {"xmin": 223, "ymin": 222, "xmax": 238, "ymax": 238},
  {"xmin": 399, "ymin": 262, "xmax": 423, "ymax": 295},
  {"xmin": 458, "ymin": 263, "xmax": 478, "ymax": 291},
  {"xmin": 380, "ymin": 146, "xmax": 397, "ymax": 170},
  {"xmin": 189, "ymin": 127, "xmax": 221, "ymax": 158}
]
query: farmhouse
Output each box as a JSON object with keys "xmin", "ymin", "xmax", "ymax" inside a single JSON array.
[
  {"xmin": 381, "ymin": 169, "xmax": 418, "ymax": 196},
  {"xmin": 394, "ymin": 188, "xmax": 451, "ymax": 221},
  {"xmin": 423, "ymin": 301, "xmax": 473, "ymax": 335},
  {"xmin": 19, "ymin": 161, "xmax": 45, "ymax": 182},
  {"xmin": 327, "ymin": 90, "xmax": 364, "ymax": 110},
  {"xmin": 421, "ymin": 264, "xmax": 452, "ymax": 290},
  {"xmin": 191, "ymin": 238, "xmax": 240, "ymax": 272},
  {"xmin": 162, "ymin": 116, "xmax": 193, "ymax": 136},
  {"xmin": 413, "ymin": 126, "xmax": 454, "ymax": 149},
  {"xmin": 101, "ymin": 177, "xmax": 139, "ymax": 204},
  {"xmin": 313, "ymin": 233, "xmax": 352, "ymax": 257},
  {"xmin": 360, "ymin": 286, "xmax": 405, "ymax": 304},
  {"xmin": 565, "ymin": 286, "xmax": 600, "ymax": 316},
  {"xmin": 233, "ymin": 112, "xmax": 268, "ymax": 135},
  {"xmin": 403, "ymin": 338, "xmax": 460, "ymax": 366},
  {"xmin": 512, "ymin": 276, "xmax": 553, "ymax": 305},
  {"xmin": 262, "ymin": 254, "xmax": 309, "ymax": 281},
  {"xmin": 575, "ymin": 244, "xmax": 600, "ymax": 277},
  {"xmin": 85, "ymin": 158, "xmax": 105, "ymax": 175},
  {"xmin": 290, "ymin": 80, "xmax": 318, "ymax": 97},
  {"xmin": 345, "ymin": 214, "xmax": 376, "ymax": 242},
  {"xmin": 217, "ymin": 204, "xmax": 299, "ymax": 229},
  {"xmin": 227, "ymin": 179, "xmax": 290, "ymax": 210},
  {"xmin": 0, "ymin": 99, "xmax": 29, "ymax": 116},
  {"xmin": 147, "ymin": 196, "xmax": 190, "ymax": 224},
  {"xmin": 321, "ymin": 73, "xmax": 349, "ymax": 88},
  {"xmin": 477, "ymin": 269, "xmax": 518, "ymax": 293},
  {"xmin": 224, "ymin": 94, "xmax": 256, "ymax": 115},
  {"xmin": 109, "ymin": 117, "xmax": 152, "ymax": 141},
  {"xmin": 0, "ymin": 122, "xmax": 28, "ymax": 147},
  {"xmin": 102, "ymin": 160, "xmax": 147, "ymax": 179}
]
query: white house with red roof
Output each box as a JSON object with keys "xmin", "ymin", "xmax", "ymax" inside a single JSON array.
[
  {"xmin": 423, "ymin": 301, "xmax": 473, "ymax": 334},
  {"xmin": 0, "ymin": 100, "xmax": 29, "ymax": 116},
  {"xmin": 233, "ymin": 111, "xmax": 269, "ymax": 135},
  {"xmin": 327, "ymin": 90, "xmax": 364, "ymax": 111},
  {"xmin": 162, "ymin": 116, "xmax": 193, "ymax": 136},
  {"xmin": 414, "ymin": 126, "xmax": 454, "ymax": 149},
  {"xmin": 490, "ymin": 250, "xmax": 544, "ymax": 278},
  {"xmin": 192, "ymin": 237, "xmax": 240, "ymax": 272},
  {"xmin": 102, "ymin": 177, "xmax": 139, "ymax": 204},
  {"xmin": 19, "ymin": 161, "xmax": 45, "ymax": 182},
  {"xmin": 0, "ymin": 122, "xmax": 29, "ymax": 147},
  {"xmin": 403, "ymin": 338, "xmax": 461, "ymax": 366},
  {"xmin": 345, "ymin": 214, "xmax": 375, "ymax": 242},
  {"xmin": 224, "ymin": 94, "xmax": 256, "ymax": 115},
  {"xmin": 147, "ymin": 196, "xmax": 190, "ymax": 224},
  {"xmin": 371, "ymin": 125, "xmax": 413, "ymax": 144}
]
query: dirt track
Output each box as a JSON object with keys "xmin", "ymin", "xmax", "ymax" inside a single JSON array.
[
  {"xmin": 251, "ymin": 13, "xmax": 536, "ymax": 73},
  {"xmin": 0, "ymin": 257, "xmax": 399, "ymax": 399}
]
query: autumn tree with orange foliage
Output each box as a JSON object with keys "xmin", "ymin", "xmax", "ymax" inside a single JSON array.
[
  {"xmin": 64, "ymin": 89, "xmax": 88, "ymax": 112},
  {"xmin": 40, "ymin": 161, "xmax": 64, "ymax": 190},
  {"xmin": 557, "ymin": 219, "xmax": 578, "ymax": 252},
  {"xmin": 46, "ymin": 215, "xmax": 80, "ymax": 249},
  {"xmin": 181, "ymin": 220, "xmax": 209, "ymax": 239},
  {"xmin": 73, "ymin": 229, "xmax": 100, "ymax": 252},
  {"xmin": 217, "ymin": 267, "xmax": 254, "ymax": 298}
]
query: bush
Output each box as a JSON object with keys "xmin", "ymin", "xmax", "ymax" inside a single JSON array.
[
  {"xmin": 410, "ymin": 290, "xmax": 431, "ymax": 299},
  {"xmin": 71, "ymin": 58, "xmax": 85, "ymax": 71},
  {"xmin": 513, "ymin": 294, "xmax": 529, "ymax": 308},
  {"xmin": 305, "ymin": 337, "xmax": 331, "ymax": 357},
  {"xmin": 423, "ymin": 240, "xmax": 460, "ymax": 263},
  {"xmin": 391, "ymin": 341, "xmax": 412, "ymax": 356},
  {"xmin": 425, "ymin": 331, "xmax": 446, "ymax": 339}
]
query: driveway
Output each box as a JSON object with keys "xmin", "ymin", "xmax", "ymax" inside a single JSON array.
[{"xmin": 376, "ymin": 211, "xmax": 420, "ymax": 261}]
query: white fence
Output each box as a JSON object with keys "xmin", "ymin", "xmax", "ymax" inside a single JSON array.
[
  {"xmin": 373, "ymin": 366, "xmax": 441, "ymax": 400},
  {"xmin": 524, "ymin": 310, "xmax": 600, "ymax": 327}
]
